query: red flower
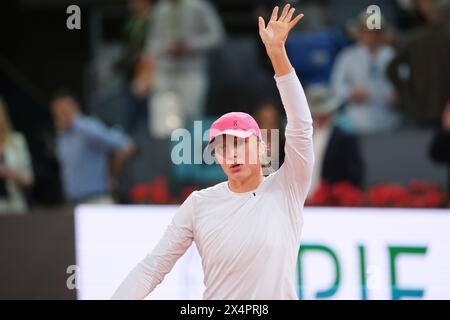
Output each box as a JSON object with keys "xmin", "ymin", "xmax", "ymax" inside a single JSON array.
[
  {"xmin": 368, "ymin": 184, "xmax": 411, "ymax": 208},
  {"xmin": 406, "ymin": 180, "xmax": 443, "ymax": 209},
  {"xmin": 421, "ymin": 190, "xmax": 443, "ymax": 208},
  {"xmin": 408, "ymin": 180, "xmax": 439, "ymax": 194},
  {"xmin": 148, "ymin": 176, "xmax": 169, "ymax": 204},
  {"xmin": 306, "ymin": 181, "xmax": 364, "ymax": 207},
  {"xmin": 180, "ymin": 186, "xmax": 197, "ymax": 202},
  {"xmin": 331, "ymin": 182, "xmax": 365, "ymax": 207},
  {"xmin": 306, "ymin": 181, "xmax": 332, "ymax": 206},
  {"xmin": 129, "ymin": 176, "xmax": 170, "ymax": 204},
  {"xmin": 129, "ymin": 184, "xmax": 152, "ymax": 204}
]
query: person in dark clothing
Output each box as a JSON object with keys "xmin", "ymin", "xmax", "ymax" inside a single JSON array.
[
  {"xmin": 429, "ymin": 100, "xmax": 450, "ymax": 195},
  {"xmin": 306, "ymin": 84, "xmax": 364, "ymax": 198},
  {"xmin": 115, "ymin": 0, "xmax": 153, "ymax": 81},
  {"xmin": 387, "ymin": 0, "xmax": 450, "ymax": 125},
  {"xmin": 115, "ymin": 0, "xmax": 154, "ymax": 133},
  {"xmin": 321, "ymin": 125, "xmax": 364, "ymax": 186}
]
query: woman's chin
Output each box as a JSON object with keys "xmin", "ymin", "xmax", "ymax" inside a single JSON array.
[{"xmin": 227, "ymin": 168, "xmax": 249, "ymax": 180}]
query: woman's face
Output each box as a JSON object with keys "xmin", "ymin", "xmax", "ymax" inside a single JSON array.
[
  {"xmin": 51, "ymin": 97, "xmax": 79, "ymax": 132},
  {"xmin": 359, "ymin": 29, "xmax": 384, "ymax": 49},
  {"xmin": 214, "ymin": 135, "xmax": 263, "ymax": 182}
]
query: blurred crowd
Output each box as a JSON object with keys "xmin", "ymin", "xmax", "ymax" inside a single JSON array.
[{"xmin": 0, "ymin": 0, "xmax": 449, "ymax": 213}]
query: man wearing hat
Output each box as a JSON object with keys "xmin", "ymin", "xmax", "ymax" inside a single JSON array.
[
  {"xmin": 113, "ymin": 4, "xmax": 314, "ymax": 300},
  {"xmin": 306, "ymin": 84, "xmax": 364, "ymax": 197},
  {"xmin": 331, "ymin": 11, "xmax": 401, "ymax": 134}
]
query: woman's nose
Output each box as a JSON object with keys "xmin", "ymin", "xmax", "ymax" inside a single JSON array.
[{"xmin": 223, "ymin": 148, "xmax": 237, "ymax": 161}]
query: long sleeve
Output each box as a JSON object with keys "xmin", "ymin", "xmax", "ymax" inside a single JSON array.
[
  {"xmin": 112, "ymin": 192, "xmax": 196, "ymax": 300},
  {"xmin": 72, "ymin": 117, "xmax": 134, "ymax": 153},
  {"xmin": 274, "ymin": 70, "xmax": 314, "ymax": 204}
]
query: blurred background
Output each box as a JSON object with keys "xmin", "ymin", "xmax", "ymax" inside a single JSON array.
[{"xmin": 0, "ymin": 0, "xmax": 449, "ymax": 299}]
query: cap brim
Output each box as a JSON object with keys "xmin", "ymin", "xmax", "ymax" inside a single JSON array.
[{"xmin": 206, "ymin": 129, "xmax": 256, "ymax": 152}]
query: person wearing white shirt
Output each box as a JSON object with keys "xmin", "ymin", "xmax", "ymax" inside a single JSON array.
[
  {"xmin": 145, "ymin": 0, "xmax": 225, "ymax": 138},
  {"xmin": 331, "ymin": 12, "xmax": 401, "ymax": 134},
  {"xmin": 112, "ymin": 4, "xmax": 314, "ymax": 300},
  {"xmin": 0, "ymin": 98, "xmax": 34, "ymax": 214}
]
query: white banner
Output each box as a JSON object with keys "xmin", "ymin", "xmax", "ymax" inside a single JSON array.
[{"xmin": 74, "ymin": 206, "xmax": 450, "ymax": 300}]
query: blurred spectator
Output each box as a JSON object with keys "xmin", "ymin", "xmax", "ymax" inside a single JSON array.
[
  {"xmin": 429, "ymin": 100, "xmax": 450, "ymax": 194},
  {"xmin": 115, "ymin": 0, "xmax": 154, "ymax": 133},
  {"xmin": 388, "ymin": 0, "xmax": 450, "ymax": 125},
  {"xmin": 51, "ymin": 91, "xmax": 136, "ymax": 205},
  {"xmin": 393, "ymin": 0, "xmax": 440, "ymax": 31},
  {"xmin": 115, "ymin": 0, "xmax": 154, "ymax": 82},
  {"xmin": 413, "ymin": 0, "xmax": 443, "ymax": 24},
  {"xmin": 331, "ymin": 12, "xmax": 401, "ymax": 134},
  {"xmin": 393, "ymin": 0, "xmax": 425, "ymax": 30},
  {"xmin": 145, "ymin": 0, "xmax": 225, "ymax": 138},
  {"xmin": 254, "ymin": 103, "xmax": 285, "ymax": 171},
  {"xmin": 306, "ymin": 85, "xmax": 364, "ymax": 198},
  {"xmin": 0, "ymin": 98, "xmax": 34, "ymax": 214}
]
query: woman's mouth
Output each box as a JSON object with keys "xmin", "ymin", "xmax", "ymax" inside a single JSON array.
[{"xmin": 229, "ymin": 163, "xmax": 243, "ymax": 171}]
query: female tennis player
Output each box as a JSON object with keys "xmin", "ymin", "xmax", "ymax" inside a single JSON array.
[{"xmin": 112, "ymin": 4, "xmax": 314, "ymax": 300}]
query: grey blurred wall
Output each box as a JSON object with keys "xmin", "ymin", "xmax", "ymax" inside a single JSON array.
[{"xmin": 0, "ymin": 211, "xmax": 76, "ymax": 299}]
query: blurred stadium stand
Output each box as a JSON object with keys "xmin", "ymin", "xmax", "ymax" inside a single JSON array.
[
  {"xmin": 361, "ymin": 128, "xmax": 447, "ymax": 187},
  {"xmin": 0, "ymin": 0, "xmax": 448, "ymax": 207}
]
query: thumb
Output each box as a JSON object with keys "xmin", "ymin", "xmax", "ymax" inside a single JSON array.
[{"xmin": 258, "ymin": 16, "xmax": 266, "ymax": 34}]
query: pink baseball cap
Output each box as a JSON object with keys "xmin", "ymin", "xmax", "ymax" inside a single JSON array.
[{"xmin": 207, "ymin": 112, "xmax": 262, "ymax": 147}]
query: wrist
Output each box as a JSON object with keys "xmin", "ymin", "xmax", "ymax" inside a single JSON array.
[{"xmin": 266, "ymin": 45, "xmax": 287, "ymax": 58}]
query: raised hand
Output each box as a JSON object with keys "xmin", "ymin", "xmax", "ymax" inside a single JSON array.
[
  {"xmin": 258, "ymin": 4, "xmax": 304, "ymax": 77},
  {"xmin": 258, "ymin": 4, "xmax": 304, "ymax": 52}
]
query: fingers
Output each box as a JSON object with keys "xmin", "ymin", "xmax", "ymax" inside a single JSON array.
[
  {"xmin": 258, "ymin": 16, "xmax": 266, "ymax": 33},
  {"xmin": 270, "ymin": 6, "xmax": 279, "ymax": 22},
  {"xmin": 279, "ymin": 3, "xmax": 291, "ymax": 21},
  {"xmin": 289, "ymin": 13, "xmax": 304, "ymax": 30},
  {"xmin": 268, "ymin": 5, "xmax": 302, "ymax": 28},
  {"xmin": 284, "ymin": 7, "xmax": 296, "ymax": 23}
]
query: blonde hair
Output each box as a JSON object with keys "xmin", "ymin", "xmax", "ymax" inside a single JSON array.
[{"xmin": 0, "ymin": 97, "xmax": 14, "ymax": 144}]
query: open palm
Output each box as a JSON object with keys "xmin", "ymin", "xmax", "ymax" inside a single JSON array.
[{"xmin": 258, "ymin": 4, "xmax": 304, "ymax": 50}]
